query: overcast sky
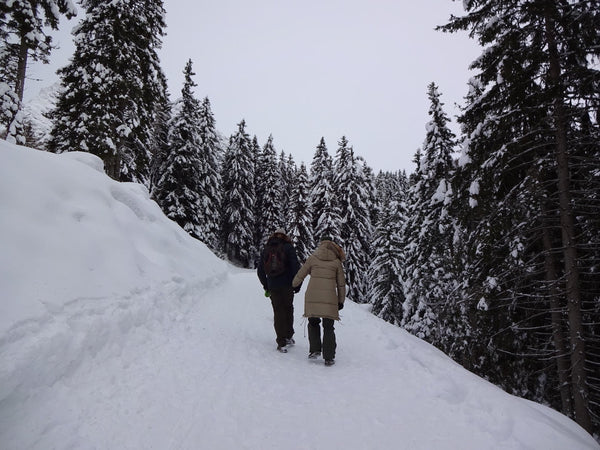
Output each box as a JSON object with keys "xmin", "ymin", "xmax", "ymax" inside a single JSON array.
[{"xmin": 26, "ymin": 0, "xmax": 481, "ymax": 173}]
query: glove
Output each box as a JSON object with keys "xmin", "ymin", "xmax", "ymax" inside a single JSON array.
[
  {"xmin": 293, "ymin": 285, "xmax": 301, "ymax": 294},
  {"xmin": 338, "ymin": 302, "xmax": 344, "ymax": 310},
  {"xmin": 264, "ymin": 290, "xmax": 271, "ymax": 298}
]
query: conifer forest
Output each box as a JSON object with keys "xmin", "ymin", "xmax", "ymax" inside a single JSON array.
[{"xmin": 1, "ymin": 0, "xmax": 599, "ymax": 437}]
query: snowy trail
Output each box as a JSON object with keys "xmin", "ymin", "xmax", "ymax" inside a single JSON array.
[{"xmin": 2, "ymin": 268, "xmax": 597, "ymax": 449}]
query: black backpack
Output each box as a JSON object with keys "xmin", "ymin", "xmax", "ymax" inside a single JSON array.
[{"xmin": 263, "ymin": 239, "xmax": 287, "ymax": 277}]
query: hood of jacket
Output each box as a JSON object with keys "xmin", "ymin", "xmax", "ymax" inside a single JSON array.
[{"xmin": 314, "ymin": 240, "xmax": 344, "ymax": 262}]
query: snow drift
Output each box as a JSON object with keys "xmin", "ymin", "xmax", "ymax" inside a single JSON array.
[{"xmin": 0, "ymin": 141, "xmax": 598, "ymax": 449}]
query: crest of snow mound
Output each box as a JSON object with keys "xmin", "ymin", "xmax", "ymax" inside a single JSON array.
[{"xmin": 0, "ymin": 141, "xmax": 228, "ymax": 335}]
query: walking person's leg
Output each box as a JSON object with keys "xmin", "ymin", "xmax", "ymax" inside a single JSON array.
[
  {"xmin": 308, "ymin": 317, "xmax": 322, "ymax": 355},
  {"xmin": 322, "ymin": 318, "xmax": 336, "ymax": 362},
  {"xmin": 281, "ymin": 286, "xmax": 294, "ymax": 342},
  {"xmin": 270, "ymin": 288, "xmax": 288, "ymax": 349}
]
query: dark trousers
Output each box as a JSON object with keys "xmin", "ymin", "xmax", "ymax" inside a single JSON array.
[
  {"xmin": 308, "ymin": 317, "xmax": 336, "ymax": 360},
  {"xmin": 270, "ymin": 286, "xmax": 294, "ymax": 347}
]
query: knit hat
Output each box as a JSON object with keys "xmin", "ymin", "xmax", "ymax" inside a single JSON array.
[
  {"xmin": 274, "ymin": 228, "xmax": 286, "ymax": 235},
  {"xmin": 320, "ymin": 235, "xmax": 333, "ymax": 242}
]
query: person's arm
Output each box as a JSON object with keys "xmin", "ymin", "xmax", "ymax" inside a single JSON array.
[
  {"xmin": 292, "ymin": 257, "xmax": 311, "ymax": 288},
  {"xmin": 257, "ymin": 250, "xmax": 268, "ymax": 290},
  {"xmin": 336, "ymin": 261, "xmax": 346, "ymax": 304}
]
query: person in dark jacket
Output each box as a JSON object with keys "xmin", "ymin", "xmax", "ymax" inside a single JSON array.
[{"xmin": 257, "ymin": 228, "xmax": 302, "ymax": 353}]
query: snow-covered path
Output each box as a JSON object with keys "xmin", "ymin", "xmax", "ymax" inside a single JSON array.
[
  {"xmin": 1, "ymin": 142, "xmax": 598, "ymax": 449},
  {"xmin": 2, "ymin": 268, "xmax": 597, "ymax": 449}
]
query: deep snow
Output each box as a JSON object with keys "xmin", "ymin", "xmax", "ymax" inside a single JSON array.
[{"xmin": 0, "ymin": 141, "xmax": 598, "ymax": 450}]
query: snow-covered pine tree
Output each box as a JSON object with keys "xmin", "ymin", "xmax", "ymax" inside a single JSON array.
[
  {"xmin": 359, "ymin": 157, "xmax": 379, "ymax": 233},
  {"xmin": 153, "ymin": 59, "xmax": 204, "ymax": 240},
  {"xmin": 48, "ymin": 0, "xmax": 168, "ymax": 185},
  {"xmin": 442, "ymin": 1, "xmax": 600, "ymax": 434},
  {"xmin": 287, "ymin": 163, "xmax": 314, "ymax": 262},
  {"xmin": 0, "ymin": 0, "xmax": 76, "ymax": 143},
  {"xmin": 195, "ymin": 97, "xmax": 222, "ymax": 252},
  {"xmin": 333, "ymin": 136, "xmax": 373, "ymax": 304},
  {"xmin": 255, "ymin": 135, "xmax": 284, "ymax": 246},
  {"xmin": 375, "ymin": 170, "xmax": 408, "ymax": 206},
  {"xmin": 279, "ymin": 151, "xmax": 297, "ymax": 227},
  {"xmin": 309, "ymin": 137, "xmax": 341, "ymax": 242},
  {"xmin": 221, "ymin": 120, "xmax": 256, "ymax": 268},
  {"xmin": 368, "ymin": 200, "xmax": 405, "ymax": 325},
  {"xmin": 401, "ymin": 83, "xmax": 456, "ymax": 343}
]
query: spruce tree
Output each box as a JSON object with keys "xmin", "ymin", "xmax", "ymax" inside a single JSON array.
[
  {"xmin": 48, "ymin": 0, "xmax": 168, "ymax": 185},
  {"xmin": 255, "ymin": 135, "xmax": 283, "ymax": 246},
  {"xmin": 195, "ymin": 97, "xmax": 222, "ymax": 252},
  {"xmin": 0, "ymin": 0, "xmax": 76, "ymax": 143},
  {"xmin": 288, "ymin": 163, "xmax": 314, "ymax": 262},
  {"xmin": 441, "ymin": 0, "xmax": 600, "ymax": 433},
  {"xmin": 401, "ymin": 83, "xmax": 456, "ymax": 342},
  {"xmin": 333, "ymin": 136, "xmax": 373, "ymax": 304},
  {"xmin": 309, "ymin": 137, "xmax": 340, "ymax": 242},
  {"xmin": 368, "ymin": 200, "xmax": 405, "ymax": 325},
  {"xmin": 221, "ymin": 120, "xmax": 256, "ymax": 267},
  {"xmin": 153, "ymin": 59, "xmax": 203, "ymax": 239}
]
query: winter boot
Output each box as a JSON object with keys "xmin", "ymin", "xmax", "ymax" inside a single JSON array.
[
  {"xmin": 324, "ymin": 359, "xmax": 335, "ymax": 366},
  {"xmin": 308, "ymin": 352, "xmax": 321, "ymax": 359}
]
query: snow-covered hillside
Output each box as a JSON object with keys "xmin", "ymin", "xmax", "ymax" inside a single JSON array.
[{"xmin": 0, "ymin": 141, "xmax": 598, "ymax": 450}]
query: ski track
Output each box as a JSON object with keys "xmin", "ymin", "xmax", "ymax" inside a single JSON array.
[{"xmin": 1, "ymin": 269, "xmax": 597, "ymax": 449}]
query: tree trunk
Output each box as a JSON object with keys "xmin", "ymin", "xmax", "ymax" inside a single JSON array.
[
  {"xmin": 104, "ymin": 153, "xmax": 121, "ymax": 181},
  {"xmin": 545, "ymin": 9, "xmax": 592, "ymax": 433},
  {"xmin": 541, "ymin": 220, "xmax": 573, "ymax": 417},
  {"xmin": 16, "ymin": 34, "xmax": 28, "ymax": 103}
]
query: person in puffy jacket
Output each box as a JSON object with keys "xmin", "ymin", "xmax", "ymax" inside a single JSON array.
[
  {"xmin": 292, "ymin": 236, "xmax": 346, "ymax": 366},
  {"xmin": 257, "ymin": 228, "xmax": 301, "ymax": 353}
]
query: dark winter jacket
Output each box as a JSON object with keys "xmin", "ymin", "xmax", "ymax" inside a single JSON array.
[
  {"xmin": 292, "ymin": 240, "xmax": 346, "ymax": 320},
  {"xmin": 257, "ymin": 233, "xmax": 301, "ymax": 291}
]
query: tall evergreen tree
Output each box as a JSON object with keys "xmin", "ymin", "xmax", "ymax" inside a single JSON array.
[
  {"xmin": 368, "ymin": 200, "xmax": 405, "ymax": 325},
  {"xmin": 153, "ymin": 59, "xmax": 203, "ymax": 239},
  {"xmin": 195, "ymin": 96, "xmax": 222, "ymax": 252},
  {"xmin": 441, "ymin": 0, "xmax": 600, "ymax": 433},
  {"xmin": 309, "ymin": 137, "xmax": 340, "ymax": 242},
  {"xmin": 401, "ymin": 83, "xmax": 456, "ymax": 342},
  {"xmin": 0, "ymin": 0, "xmax": 76, "ymax": 143},
  {"xmin": 288, "ymin": 163, "xmax": 314, "ymax": 262},
  {"xmin": 279, "ymin": 150, "xmax": 297, "ymax": 227},
  {"xmin": 221, "ymin": 120, "xmax": 256, "ymax": 267},
  {"xmin": 48, "ymin": 0, "xmax": 168, "ymax": 185},
  {"xmin": 333, "ymin": 136, "xmax": 373, "ymax": 304},
  {"xmin": 255, "ymin": 135, "xmax": 283, "ymax": 246}
]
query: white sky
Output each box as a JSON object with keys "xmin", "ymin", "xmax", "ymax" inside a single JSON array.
[{"xmin": 26, "ymin": 0, "xmax": 481, "ymax": 173}]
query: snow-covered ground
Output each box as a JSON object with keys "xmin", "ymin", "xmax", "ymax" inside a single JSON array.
[{"xmin": 1, "ymin": 141, "xmax": 598, "ymax": 450}]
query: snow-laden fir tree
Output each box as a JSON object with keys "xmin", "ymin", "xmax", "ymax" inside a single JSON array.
[
  {"xmin": 287, "ymin": 163, "xmax": 314, "ymax": 262},
  {"xmin": 441, "ymin": 0, "xmax": 600, "ymax": 434},
  {"xmin": 48, "ymin": 0, "xmax": 168, "ymax": 185},
  {"xmin": 279, "ymin": 151, "xmax": 297, "ymax": 227},
  {"xmin": 375, "ymin": 170, "xmax": 408, "ymax": 206},
  {"xmin": 359, "ymin": 157, "xmax": 379, "ymax": 231},
  {"xmin": 153, "ymin": 59, "xmax": 204, "ymax": 240},
  {"xmin": 309, "ymin": 137, "xmax": 340, "ymax": 242},
  {"xmin": 333, "ymin": 136, "xmax": 373, "ymax": 304},
  {"xmin": 401, "ymin": 83, "xmax": 456, "ymax": 342},
  {"xmin": 368, "ymin": 200, "xmax": 406, "ymax": 325},
  {"xmin": 195, "ymin": 97, "xmax": 222, "ymax": 252},
  {"xmin": 255, "ymin": 135, "xmax": 284, "ymax": 246},
  {"xmin": 0, "ymin": 0, "xmax": 76, "ymax": 143},
  {"xmin": 221, "ymin": 120, "xmax": 256, "ymax": 268}
]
